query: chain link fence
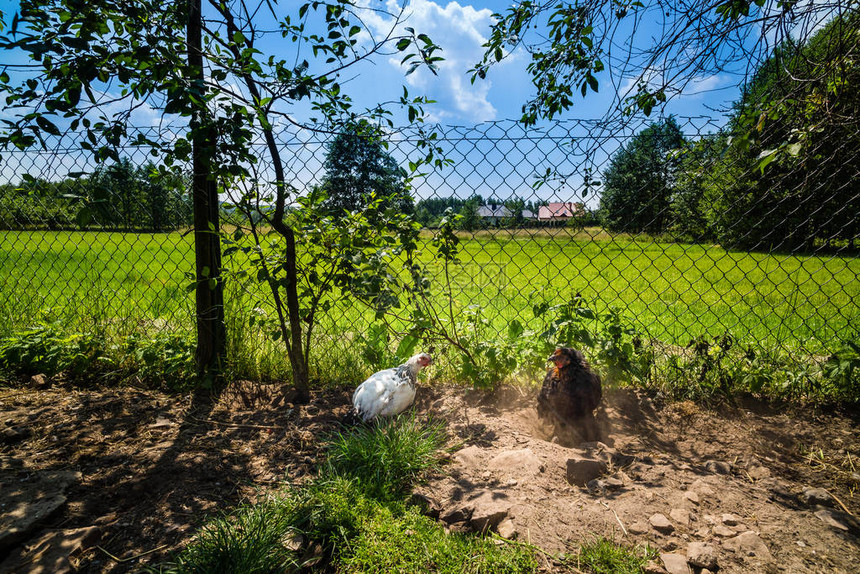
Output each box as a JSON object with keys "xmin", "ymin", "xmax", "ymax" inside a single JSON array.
[{"xmin": 1, "ymin": 117, "xmax": 858, "ymax": 385}]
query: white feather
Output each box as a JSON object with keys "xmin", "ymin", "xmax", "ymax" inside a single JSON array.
[{"xmin": 352, "ymin": 353, "xmax": 431, "ymax": 422}]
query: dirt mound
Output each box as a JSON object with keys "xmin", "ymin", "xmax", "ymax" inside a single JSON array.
[
  {"xmin": 1, "ymin": 381, "xmax": 858, "ymax": 572},
  {"xmin": 415, "ymin": 386, "xmax": 860, "ymax": 573}
]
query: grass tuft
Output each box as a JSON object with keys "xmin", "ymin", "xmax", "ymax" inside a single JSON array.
[
  {"xmin": 324, "ymin": 413, "xmax": 446, "ymax": 501},
  {"xmin": 574, "ymin": 536, "xmax": 658, "ymax": 574},
  {"xmin": 164, "ymin": 497, "xmax": 298, "ymax": 574}
]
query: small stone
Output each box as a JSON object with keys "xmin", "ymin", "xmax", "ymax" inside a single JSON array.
[
  {"xmin": 670, "ymin": 508, "xmax": 690, "ymax": 526},
  {"xmin": 704, "ymin": 460, "xmax": 732, "ymax": 475},
  {"xmin": 629, "ymin": 521, "xmax": 649, "ymax": 535},
  {"xmin": 695, "ymin": 527, "xmax": 710, "ymax": 538},
  {"xmin": 467, "ymin": 491, "xmax": 512, "ymax": 533},
  {"xmin": 644, "ymin": 559, "xmax": 668, "ymax": 574},
  {"xmin": 604, "ymin": 477, "xmax": 624, "ymax": 490},
  {"xmin": 496, "ymin": 518, "xmax": 517, "ymax": 539},
  {"xmin": 686, "ymin": 541, "xmax": 719, "ymax": 570},
  {"xmin": 712, "ymin": 525, "xmax": 735, "ymax": 537},
  {"xmin": 800, "ymin": 487, "xmax": 835, "ymax": 507},
  {"xmin": 28, "ymin": 373, "xmax": 50, "ymax": 389},
  {"xmin": 684, "ymin": 491, "xmax": 700, "ymax": 505},
  {"xmin": 453, "ymin": 445, "xmax": 484, "ymax": 466},
  {"xmin": 650, "ymin": 513, "xmax": 675, "ymax": 534},
  {"xmin": 723, "ymin": 531, "xmax": 773, "ymax": 561},
  {"xmin": 660, "ymin": 552, "xmax": 690, "ymax": 574},
  {"xmin": 814, "ymin": 507, "xmax": 853, "ymax": 533},
  {"xmin": 721, "ymin": 513, "xmax": 743, "ymax": 526}
]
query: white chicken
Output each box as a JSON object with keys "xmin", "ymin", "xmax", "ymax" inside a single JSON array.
[{"xmin": 351, "ymin": 353, "xmax": 433, "ymax": 422}]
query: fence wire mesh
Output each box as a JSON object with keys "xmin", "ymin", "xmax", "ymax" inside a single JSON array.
[{"xmin": 1, "ymin": 117, "xmax": 858, "ymax": 385}]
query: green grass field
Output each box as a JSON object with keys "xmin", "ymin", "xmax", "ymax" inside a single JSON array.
[{"xmin": 1, "ymin": 228, "xmax": 857, "ymax": 379}]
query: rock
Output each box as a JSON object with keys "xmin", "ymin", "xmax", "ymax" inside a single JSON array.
[
  {"xmin": 686, "ymin": 541, "xmax": 719, "ymax": 570},
  {"xmin": 712, "ymin": 525, "xmax": 735, "ymax": 537},
  {"xmin": 629, "ymin": 521, "xmax": 649, "ymax": 535},
  {"xmin": 689, "ymin": 479, "xmax": 715, "ymax": 498},
  {"xmin": 452, "ymin": 445, "xmax": 484, "ymax": 466},
  {"xmin": 497, "ymin": 518, "xmax": 517, "ymax": 539},
  {"xmin": 660, "ymin": 552, "xmax": 690, "ymax": 574},
  {"xmin": 670, "ymin": 508, "xmax": 690, "ymax": 526},
  {"xmin": 704, "ymin": 460, "xmax": 732, "ymax": 475},
  {"xmin": 487, "ymin": 449, "xmax": 543, "ymax": 477},
  {"xmin": 683, "ymin": 491, "xmax": 700, "ymax": 505},
  {"xmin": 442, "ymin": 490, "xmax": 511, "ymax": 534},
  {"xmin": 814, "ymin": 507, "xmax": 860, "ymax": 535},
  {"xmin": 566, "ymin": 457, "xmax": 608, "ymax": 486},
  {"xmin": 408, "ymin": 492, "xmax": 442, "ymax": 519},
  {"xmin": 468, "ymin": 491, "xmax": 512, "ymax": 533},
  {"xmin": 0, "ymin": 526, "xmax": 100, "ymax": 574},
  {"xmin": 650, "ymin": 513, "xmax": 675, "ymax": 534},
  {"xmin": 0, "ymin": 470, "xmax": 82, "ymax": 553},
  {"xmin": 800, "ymin": 487, "xmax": 835, "ymax": 507},
  {"xmin": 282, "ymin": 532, "xmax": 304, "ymax": 552},
  {"xmin": 28, "ymin": 373, "xmax": 50, "ymax": 389},
  {"xmin": 644, "ymin": 559, "xmax": 668, "ymax": 574},
  {"xmin": 440, "ymin": 506, "xmax": 472, "ymax": 525},
  {"xmin": 587, "ymin": 476, "xmax": 624, "ymax": 494},
  {"xmin": 721, "ymin": 513, "xmax": 743, "ymax": 526},
  {"xmin": 723, "ymin": 531, "xmax": 773, "ymax": 561}
]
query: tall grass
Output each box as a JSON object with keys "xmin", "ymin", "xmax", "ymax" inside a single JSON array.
[{"xmin": 2, "ymin": 229, "xmax": 858, "ymax": 385}]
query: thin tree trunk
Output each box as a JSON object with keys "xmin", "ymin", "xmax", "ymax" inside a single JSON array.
[{"xmin": 188, "ymin": 0, "xmax": 225, "ymax": 387}]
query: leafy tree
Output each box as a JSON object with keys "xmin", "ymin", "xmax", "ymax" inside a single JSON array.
[
  {"xmin": 471, "ymin": 0, "xmax": 855, "ymax": 126},
  {"xmin": 318, "ymin": 122, "xmax": 412, "ymax": 217},
  {"xmin": 0, "ymin": 0, "xmax": 443, "ymax": 397},
  {"xmin": 708, "ymin": 12, "xmax": 860, "ymax": 251},
  {"xmin": 669, "ymin": 133, "xmax": 729, "ymax": 242},
  {"xmin": 600, "ymin": 117, "xmax": 685, "ymax": 234}
]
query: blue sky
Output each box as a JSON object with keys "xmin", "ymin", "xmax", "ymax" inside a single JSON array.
[
  {"xmin": 0, "ymin": 0, "xmax": 746, "ymax": 128},
  {"xmin": 0, "ymin": 0, "xmax": 801, "ymax": 204}
]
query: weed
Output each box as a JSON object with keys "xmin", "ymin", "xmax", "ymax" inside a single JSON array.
[
  {"xmin": 0, "ymin": 321, "xmax": 104, "ymax": 378},
  {"xmin": 123, "ymin": 332, "xmax": 196, "ymax": 390}
]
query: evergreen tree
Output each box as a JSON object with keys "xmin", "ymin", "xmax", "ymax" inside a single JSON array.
[{"xmin": 318, "ymin": 123, "xmax": 411, "ymax": 217}]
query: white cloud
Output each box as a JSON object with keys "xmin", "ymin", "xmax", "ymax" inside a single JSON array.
[{"xmin": 359, "ymin": 0, "xmax": 501, "ymax": 123}]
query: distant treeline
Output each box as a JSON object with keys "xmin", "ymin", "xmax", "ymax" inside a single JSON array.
[{"xmin": 0, "ymin": 158, "xmax": 191, "ymax": 231}]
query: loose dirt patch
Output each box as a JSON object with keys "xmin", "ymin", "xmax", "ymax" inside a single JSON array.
[{"xmin": 1, "ymin": 381, "xmax": 858, "ymax": 573}]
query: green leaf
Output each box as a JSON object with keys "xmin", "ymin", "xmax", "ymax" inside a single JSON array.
[{"xmin": 36, "ymin": 116, "xmax": 62, "ymax": 136}]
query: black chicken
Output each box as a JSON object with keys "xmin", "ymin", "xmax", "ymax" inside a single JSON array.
[{"xmin": 537, "ymin": 347, "xmax": 602, "ymax": 443}]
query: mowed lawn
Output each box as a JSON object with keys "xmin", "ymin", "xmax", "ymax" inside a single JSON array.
[{"xmin": 1, "ymin": 229, "xmax": 857, "ymax": 355}]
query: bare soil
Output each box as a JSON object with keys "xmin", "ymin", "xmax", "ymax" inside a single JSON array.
[{"xmin": 1, "ymin": 380, "xmax": 859, "ymax": 573}]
